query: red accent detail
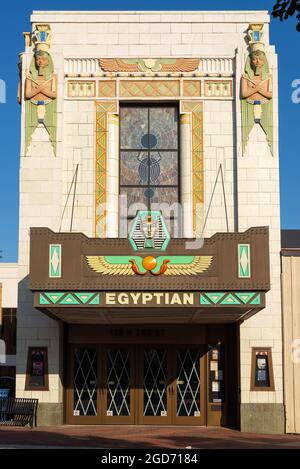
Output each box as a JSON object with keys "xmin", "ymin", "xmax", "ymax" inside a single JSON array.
[
  {"xmin": 129, "ymin": 259, "xmax": 147, "ymax": 276},
  {"xmin": 150, "ymin": 259, "xmax": 170, "ymax": 276}
]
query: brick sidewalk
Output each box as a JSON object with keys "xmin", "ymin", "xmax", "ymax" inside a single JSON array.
[{"xmin": 0, "ymin": 426, "xmax": 300, "ymax": 448}]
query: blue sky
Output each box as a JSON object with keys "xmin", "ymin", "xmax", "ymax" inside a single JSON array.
[{"xmin": 0, "ymin": 0, "xmax": 299, "ymax": 261}]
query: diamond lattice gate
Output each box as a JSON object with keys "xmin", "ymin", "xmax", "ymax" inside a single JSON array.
[{"xmin": 68, "ymin": 345, "xmax": 207, "ymax": 425}]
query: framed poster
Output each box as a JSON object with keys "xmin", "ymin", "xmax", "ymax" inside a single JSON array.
[
  {"xmin": 251, "ymin": 348, "xmax": 275, "ymax": 391},
  {"xmin": 25, "ymin": 347, "xmax": 49, "ymax": 391},
  {"xmin": 208, "ymin": 344, "xmax": 224, "ymax": 404}
]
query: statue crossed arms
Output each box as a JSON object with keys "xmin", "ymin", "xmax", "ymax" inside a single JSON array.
[
  {"xmin": 241, "ymin": 50, "xmax": 273, "ymax": 103},
  {"xmin": 25, "ymin": 50, "xmax": 57, "ymax": 104}
]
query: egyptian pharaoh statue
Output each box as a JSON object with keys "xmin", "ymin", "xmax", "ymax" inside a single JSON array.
[
  {"xmin": 241, "ymin": 26, "xmax": 273, "ymax": 156},
  {"xmin": 25, "ymin": 26, "xmax": 57, "ymax": 155}
]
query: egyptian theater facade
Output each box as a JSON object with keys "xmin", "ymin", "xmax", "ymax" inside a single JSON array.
[{"xmin": 16, "ymin": 11, "xmax": 282, "ymax": 433}]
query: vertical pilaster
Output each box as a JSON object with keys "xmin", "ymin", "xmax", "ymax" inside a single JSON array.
[
  {"xmin": 180, "ymin": 113, "xmax": 193, "ymax": 238},
  {"xmin": 106, "ymin": 114, "xmax": 119, "ymax": 237},
  {"xmin": 95, "ymin": 101, "xmax": 118, "ymax": 238},
  {"xmin": 180, "ymin": 101, "xmax": 204, "ymax": 237}
]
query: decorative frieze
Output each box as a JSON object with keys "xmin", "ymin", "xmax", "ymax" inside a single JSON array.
[
  {"xmin": 66, "ymin": 77, "xmax": 233, "ymax": 100},
  {"xmin": 119, "ymin": 80, "xmax": 180, "ymax": 98},
  {"xmin": 39, "ymin": 292, "xmax": 100, "ymax": 306},
  {"xmin": 183, "ymin": 80, "xmax": 201, "ymax": 97},
  {"xmin": 68, "ymin": 81, "xmax": 96, "ymax": 97},
  {"xmin": 200, "ymin": 292, "xmax": 261, "ymax": 306},
  {"xmin": 98, "ymin": 80, "xmax": 116, "ymax": 98},
  {"xmin": 65, "ymin": 58, "xmax": 99, "ymax": 75},
  {"xmin": 99, "ymin": 58, "xmax": 200, "ymax": 73},
  {"xmin": 64, "ymin": 57, "xmax": 234, "ymax": 77},
  {"xmin": 199, "ymin": 57, "xmax": 233, "ymax": 76},
  {"xmin": 204, "ymin": 80, "xmax": 232, "ymax": 97}
]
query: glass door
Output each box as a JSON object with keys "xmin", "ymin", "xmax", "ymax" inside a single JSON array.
[
  {"xmin": 137, "ymin": 347, "xmax": 172, "ymax": 424},
  {"xmin": 68, "ymin": 346, "xmax": 100, "ymax": 424},
  {"xmin": 102, "ymin": 347, "xmax": 135, "ymax": 424},
  {"xmin": 67, "ymin": 344, "xmax": 206, "ymax": 426},
  {"xmin": 173, "ymin": 347, "xmax": 206, "ymax": 425}
]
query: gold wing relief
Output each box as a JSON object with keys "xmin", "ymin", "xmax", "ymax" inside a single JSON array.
[
  {"xmin": 163, "ymin": 256, "xmax": 213, "ymax": 276},
  {"xmin": 86, "ymin": 255, "xmax": 213, "ymax": 276},
  {"xmin": 86, "ymin": 256, "xmax": 135, "ymax": 276},
  {"xmin": 99, "ymin": 58, "xmax": 200, "ymax": 73},
  {"xmin": 161, "ymin": 58, "xmax": 200, "ymax": 72},
  {"xmin": 99, "ymin": 59, "xmax": 138, "ymax": 72}
]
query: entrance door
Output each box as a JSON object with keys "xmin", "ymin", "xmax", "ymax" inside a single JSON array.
[
  {"xmin": 173, "ymin": 347, "xmax": 206, "ymax": 425},
  {"xmin": 137, "ymin": 347, "xmax": 173, "ymax": 424},
  {"xmin": 137, "ymin": 346, "xmax": 205, "ymax": 425},
  {"xmin": 67, "ymin": 344, "xmax": 206, "ymax": 425},
  {"xmin": 68, "ymin": 346, "xmax": 99, "ymax": 424},
  {"xmin": 102, "ymin": 346, "xmax": 135, "ymax": 424},
  {"xmin": 68, "ymin": 345, "xmax": 135, "ymax": 424}
]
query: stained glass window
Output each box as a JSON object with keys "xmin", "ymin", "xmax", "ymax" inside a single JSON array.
[{"xmin": 120, "ymin": 104, "xmax": 179, "ymax": 235}]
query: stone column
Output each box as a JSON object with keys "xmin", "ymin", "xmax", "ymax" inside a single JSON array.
[
  {"xmin": 180, "ymin": 113, "xmax": 193, "ymax": 238},
  {"xmin": 106, "ymin": 113, "xmax": 119, "ymax": 237}
]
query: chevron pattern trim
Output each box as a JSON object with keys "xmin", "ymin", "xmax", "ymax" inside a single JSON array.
[
  {"xmin": 181, "ymin": 101, "xmax": 204, "ymax": 236},
  {"xmin": 199, "ymin": 292, "xmax": 261, "ymax": 306},
  {"xmin": 95, "ymin": 101, "xmax": 118, "ymax": 238},
  {"xmin": 39, "ymin": 292, "xmax": 100, "ymax": 306}
]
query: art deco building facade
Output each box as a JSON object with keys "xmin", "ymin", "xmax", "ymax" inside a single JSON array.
[{"xmin": 15, "ymin": 10, "xmax": 283, "ymax": 433}]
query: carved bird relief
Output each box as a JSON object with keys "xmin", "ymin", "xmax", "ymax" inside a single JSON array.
[{"xmin": 86, "ymin": 255, "xmax": 213, "ymax": 276}]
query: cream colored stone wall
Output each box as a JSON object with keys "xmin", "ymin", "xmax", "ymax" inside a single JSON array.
[
  {"xmin": 235, "ymin": 45, "xmax": 282, "ymax": 408},
  {"xmin": 282, "ymin": 256, "xmax": 300, "ymax": 433},
  {"xmin": 17, "ymin": 48, "xmax": 63, "ymax": 402},
  {"xmin": 203, "ymin": 100, "xmax": 235, "ymax": 236},
  {"xmin": 16, "ymin": 11, "xmax": 282, "ymax": 415},
  {"xmin": 0, "ymin": 264, "xmax": 18, "ymax": 308}
]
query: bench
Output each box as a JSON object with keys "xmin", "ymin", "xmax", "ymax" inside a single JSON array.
[{"xmin": 0, "ymin": 397, "xmax": 38, "ymax": 428}]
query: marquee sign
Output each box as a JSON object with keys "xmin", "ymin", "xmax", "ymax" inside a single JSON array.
[
  {"xmin": 30, "ymin": 225, "xmax": 270, "ymax": 323},
  {"xmin": 37, "ymin": 291, "xmax": 264, "ymax": 308},
  {"xmin": 29, "ymin": 226, "xmax": 270, "ymax": 292}
]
